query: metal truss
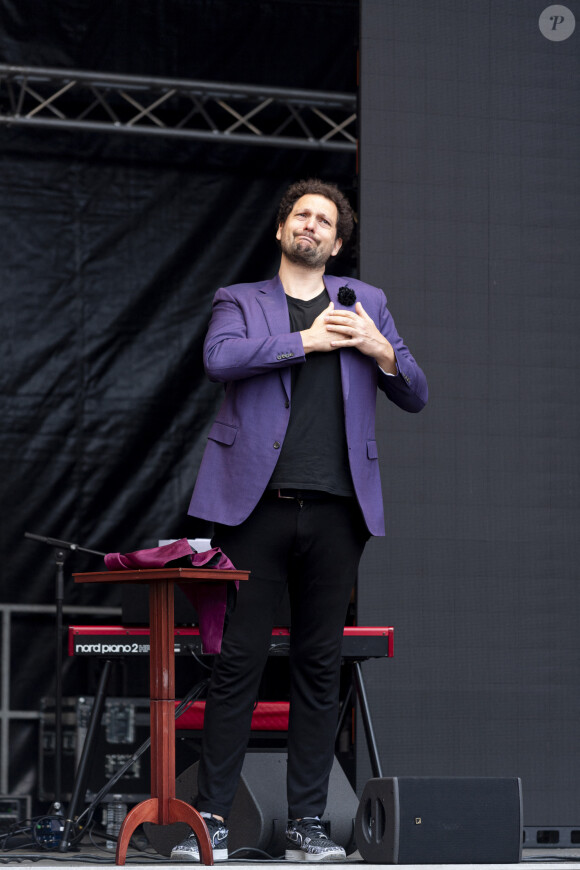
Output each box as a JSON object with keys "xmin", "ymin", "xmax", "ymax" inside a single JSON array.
[{"xmin": 0, "ymin": 63, "xmax": 357, "ymax": 152}]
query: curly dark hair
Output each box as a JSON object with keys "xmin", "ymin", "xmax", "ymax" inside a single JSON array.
[{"xmin": 276, "ymin": 178, "xmax": 355, "ymax": 245}]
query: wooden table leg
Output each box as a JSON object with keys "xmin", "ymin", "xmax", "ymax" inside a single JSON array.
[
  {"xmin": 116, "ymin": 799, "xmax": 213, "ymax": 864},
  {"xmin": 114, "ymin": 579, "xmax": 213, "ymax": 864}
]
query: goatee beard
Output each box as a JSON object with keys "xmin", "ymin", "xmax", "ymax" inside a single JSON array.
[{"xmin": 283, "ymin": 239, "xmax": 330, "ymax": 270}]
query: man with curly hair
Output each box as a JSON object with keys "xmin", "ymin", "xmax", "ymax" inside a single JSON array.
[{"xmin": 172, "ymin": 179, "xmax": 428, "ymax": 862}]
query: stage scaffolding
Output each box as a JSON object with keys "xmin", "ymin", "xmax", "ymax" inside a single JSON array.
[
  {"xmin": 0, "ymin": 64, "xmax": 357, "ymax": 152},
  {"xmin": 0, "ymin": 603, "xmax": 121, "ymax": 797}
]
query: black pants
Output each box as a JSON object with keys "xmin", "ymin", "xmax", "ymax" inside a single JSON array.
[{"xmin": 195, "ymin": 492, "xmax": 369, "ymax": 820}]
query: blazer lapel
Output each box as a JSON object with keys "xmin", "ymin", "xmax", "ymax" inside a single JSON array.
[
  {"xmin": 256, "ymin": 275, "xmax": 292, "ymax": 400},
  {"xmin": 325, "ymin": 275, "xmax": 352, "ymax": 402}
]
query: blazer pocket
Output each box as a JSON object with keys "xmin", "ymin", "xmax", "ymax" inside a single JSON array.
[
  {"xmin": 366, "ymin": 439, "xmax": 378, "ymax": 460},
  {"xmin": 208, "ymin": 421, "xmax": 238, "ymax": 446}
]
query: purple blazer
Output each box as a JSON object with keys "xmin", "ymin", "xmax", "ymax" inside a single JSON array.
[{"xmin": 188, "ymin": 274, "xmax": 427, "ymax": 536}]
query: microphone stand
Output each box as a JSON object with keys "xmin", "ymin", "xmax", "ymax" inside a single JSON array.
[{"xmin": 23, "ymin": 532, "xmax": 106, "ymax": 818}]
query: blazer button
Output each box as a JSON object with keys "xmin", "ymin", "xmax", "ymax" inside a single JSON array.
[
  {"xmin": 273, "ymin": 441, "xmax": 280, "ymax": 449},
  {"xmin": 284, "ymin": 400, "xmax": 290, "ymax": 409}
]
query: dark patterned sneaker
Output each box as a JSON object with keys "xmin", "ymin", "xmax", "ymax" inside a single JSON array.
[
  {"xmin": 285, "ymin": 817, "xmax": 346, "ymax": 862},
  {"xmin": 170, "ymin": 814, "xmax": 228, "ymax": 862}
]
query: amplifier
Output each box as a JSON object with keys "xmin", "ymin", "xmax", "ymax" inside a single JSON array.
[{"xmin": 38, "ymin": 697, "xmax": 163, "ymax": 803}]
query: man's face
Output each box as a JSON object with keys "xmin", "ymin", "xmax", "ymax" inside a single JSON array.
[{"xmin": 276, "ymin": 194, "xmax": 342, "ymax": 269}]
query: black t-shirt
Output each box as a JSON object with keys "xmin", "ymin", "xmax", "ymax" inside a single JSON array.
[{"xmin": 268, "ymin": 289, "xmax": 354, "ymax": 497}]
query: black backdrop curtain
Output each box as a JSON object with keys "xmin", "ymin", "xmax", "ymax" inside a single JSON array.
[{"xmin": 0, "ymin": 0, "xmax": 357, "ymax": 798}]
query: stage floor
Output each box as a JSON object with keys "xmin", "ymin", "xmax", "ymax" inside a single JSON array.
[{"xmin": 1, "ymin": 846, "xmax": 580, "ymax": 869}]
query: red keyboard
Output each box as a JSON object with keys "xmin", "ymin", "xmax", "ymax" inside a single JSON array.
[{"xmin": 68, "ymin": 625, "xmax": 393, "ymax": 659}]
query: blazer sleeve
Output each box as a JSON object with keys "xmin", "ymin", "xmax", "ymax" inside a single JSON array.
[{"xmin": 203, "ymin": 286, "xmax": 305, "ymax": 383}]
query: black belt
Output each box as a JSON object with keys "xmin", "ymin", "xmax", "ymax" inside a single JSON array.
[{"xmin": 265, "ymin": 488, "xmax": 350, "ymax": 502}]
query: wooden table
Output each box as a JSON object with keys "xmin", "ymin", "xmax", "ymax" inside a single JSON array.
[{"xmin": 73, "ymin": 566, "xmax": 248, "ymax": 865}]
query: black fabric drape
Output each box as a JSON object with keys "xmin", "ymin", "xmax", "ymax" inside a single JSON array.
[{"xmin": 0, "ymin": 0, "xmax": 357, "ymax": 799}]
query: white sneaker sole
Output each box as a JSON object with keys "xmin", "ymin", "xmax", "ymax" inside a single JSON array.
[
  {"xmin": 170, "ymin": 847, "xmax": 228, "ymax": 862},
  {"xmin": 285, "ymin": 847, "xmax": 346, "ymax": 862}
]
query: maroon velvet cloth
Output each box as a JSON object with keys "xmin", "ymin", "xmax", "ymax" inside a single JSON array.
[{"xmin": 104, "ymin": 538, "xmax": 237, "ymax": 653}]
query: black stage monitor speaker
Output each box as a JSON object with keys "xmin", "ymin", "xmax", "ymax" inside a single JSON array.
[
  {"xmin": 144, "ymin": 753, "xmax": 358, "ymax": 858},
  {"xmin": 355, "ymin": 776, "xmax": 522, "ymax": 864}
]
